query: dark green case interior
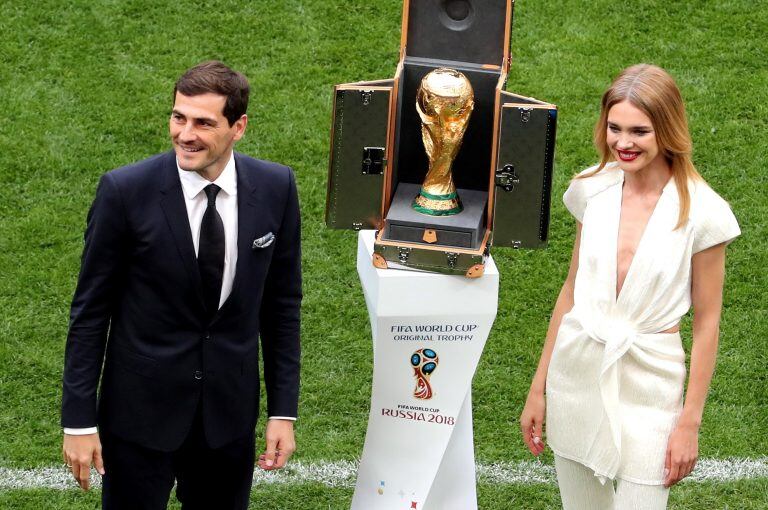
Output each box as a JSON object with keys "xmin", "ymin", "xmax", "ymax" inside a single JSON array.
[
  {"xmin": 404, "ymin": 0, "xmax": 509, "ymax": 65},
  {"xmin": 391, "ymin": 58, "xmax": 502, "ymax": 197}
]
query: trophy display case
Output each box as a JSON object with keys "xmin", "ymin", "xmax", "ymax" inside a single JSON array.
[{"xmin": 326, "ymin": 0, "xmax": 557, "ymax": 277}]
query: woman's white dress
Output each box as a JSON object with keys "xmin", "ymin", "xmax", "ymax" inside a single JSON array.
[{"xmin": 546, "ymin": 164, "xmax": 740, "ymax": 485}]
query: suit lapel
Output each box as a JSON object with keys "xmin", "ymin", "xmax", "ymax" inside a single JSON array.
[
  {"xmin": 158, "ymin": 152, "xmax": 205, "ymax": 308},
  {"xmin": 215, "ymin": 153, "xmax": 259, "ymax": 318}
]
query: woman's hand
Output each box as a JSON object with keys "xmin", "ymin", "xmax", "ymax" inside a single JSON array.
[
  {"xmin": 520, "ymin": 389, "xmax": 546, "ymax": 456},
  {"xmin": 664, "ymin": 421, "xmax": 699, "ymax": 487},
  {"xmin": 517, "ymin": 225, "xmax": 581, "ymax": 459}
]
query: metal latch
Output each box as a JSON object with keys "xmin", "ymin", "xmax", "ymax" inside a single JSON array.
[
  {"xmin": 446, "ymin": 252, "xmax": 459, "ymax": 268},
  {"xmin": 362, "ymin": 147, "xmax": 386, "ymax": 175},
  {"xmin": 520, "ymin": 107, "xmax": 532, "ymax": 123},
  {"xmin": 398, "ymin": 247, "xmax": 411, "ymax": 264},
  {"xmin": 361, "ymin": 90, "xmax": 373, "ymax": 105},
  {"xmin": 495, "ymin": 164, "xmax": 520, "ymax": 192}
]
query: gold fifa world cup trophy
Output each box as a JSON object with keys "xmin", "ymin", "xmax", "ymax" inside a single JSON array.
[{"xmin": 412, "ymin": 67, "xmax": 474, "ymax": 216}]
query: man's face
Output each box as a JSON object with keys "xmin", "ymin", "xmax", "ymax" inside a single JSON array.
[{"xmin": 170, "ymin": 92, "xmax": 247, "ymax": 179}]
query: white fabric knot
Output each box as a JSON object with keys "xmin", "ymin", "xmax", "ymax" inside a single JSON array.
[
  {"xmin": 580, "ymin": 315, "xmax": 639, "ymax": 368},
  {"xmin": 580, "ymin": 315, "xmax": 640, "ymax": 479},
  {"xmin": 590, "ymin": 317, "xmax": 635, "ymax": 346}
]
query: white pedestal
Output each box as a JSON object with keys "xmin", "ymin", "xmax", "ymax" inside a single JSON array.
[{"xmin": 351, "ymin": 231, "xmax": 499, "ymax": 510}]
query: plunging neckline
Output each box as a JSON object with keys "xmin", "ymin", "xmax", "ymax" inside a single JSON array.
[{"xmin": 613, "ymin": 172, "xmax": 672, "ymax": 304}]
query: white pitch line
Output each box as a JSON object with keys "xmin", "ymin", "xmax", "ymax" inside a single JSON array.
[{"xmin": 1, "ymin": 458, "xmax": 766, "ymax": 491}]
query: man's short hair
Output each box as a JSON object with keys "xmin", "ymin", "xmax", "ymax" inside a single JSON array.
[{"xmin": 174, "ymin": 61, "xmax": 250, "ymax": 126}]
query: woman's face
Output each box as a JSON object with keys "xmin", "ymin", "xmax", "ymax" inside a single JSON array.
[{"xmin": 606, "ymin": 100, "xmax": 665, "ymax": 174}]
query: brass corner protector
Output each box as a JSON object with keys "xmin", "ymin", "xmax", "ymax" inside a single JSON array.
[
  {"xmin": 372, "ymin": 253, "xmax": 388, "ymax": 269},
  {"xmin": 465, "ymin": 264, "xmax": 485, "ymax": 278}
]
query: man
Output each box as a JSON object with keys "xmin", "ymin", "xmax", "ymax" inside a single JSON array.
[{"xmin": 61, "ymin": 61, "xmax": 301, "ymax": 509}]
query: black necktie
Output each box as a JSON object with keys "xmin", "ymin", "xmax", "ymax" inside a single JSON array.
[{"xmin": 198, "ymin": 184, "xmax": 225, "ymax": 317}]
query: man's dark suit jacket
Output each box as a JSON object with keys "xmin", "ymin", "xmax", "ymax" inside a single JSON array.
[{"xmin": 61, "ymin": 150, "xmax": 302, "ymax": 452}]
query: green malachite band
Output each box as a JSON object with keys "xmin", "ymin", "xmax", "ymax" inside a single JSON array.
[
  {"xmin": 412, "ymin": 202, "xmax": 463, "ymax": 216},
  {"xmin": 418, "ymin": 189, "xmax": 458, "ymax": 200}
]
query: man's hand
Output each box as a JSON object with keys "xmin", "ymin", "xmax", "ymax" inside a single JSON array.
[
  {"xmin": 664, "ymin": 421, "xmax": 699, "ymax": 487},
  {"xmin": 62, "ymin": 433, "xmax": 105, "ymax": 490},
  {"xmin": 257, "ymin": 420, "xmax": 295, "ymax": 471}
]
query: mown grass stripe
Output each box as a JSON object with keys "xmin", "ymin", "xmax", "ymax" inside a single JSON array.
[{"xmin": 2, "ymin": 458, "xmax": 766, "ymax": 490}]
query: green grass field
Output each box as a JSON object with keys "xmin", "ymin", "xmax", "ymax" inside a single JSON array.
[{"xmin": 0, "ymin": 0, "xmax": 766, "ymax": 508}]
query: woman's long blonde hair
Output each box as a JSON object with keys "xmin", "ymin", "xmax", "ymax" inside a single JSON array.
[{"xmin": 582, "ymin": 64, "xmax": 702, "ymax": 228}]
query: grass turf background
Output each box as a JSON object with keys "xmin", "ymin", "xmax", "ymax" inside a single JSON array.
[{"xmin": 0, "ymin": 0, "xmax": 765, "ymax": 507}]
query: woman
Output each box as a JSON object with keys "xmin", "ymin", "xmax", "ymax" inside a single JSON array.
[{"xmin": 520, "ymin": 64, "xmax": 740, "ymax": 509}]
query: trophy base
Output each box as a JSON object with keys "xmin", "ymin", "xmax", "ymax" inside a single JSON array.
[
  {"xmin": 383, "ymin": 183, "xmax": 486, "ymax": 249},
  {"xmin": 412, "ymin": 189, "xmax": 463, "ymax": 216}
]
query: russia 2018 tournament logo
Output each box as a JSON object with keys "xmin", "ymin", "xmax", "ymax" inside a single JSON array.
[{"xmin": 410, "ymin": 348, "xmax": 439, "ymax": 400}]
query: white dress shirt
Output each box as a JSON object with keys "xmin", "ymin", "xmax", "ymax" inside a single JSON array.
[
  {"xmin": 178, "ymin": 153, "xmax": 239, "ymax": 308},
  {"xmin": 65, "ymin": 153, "xmax": 292, "ymax": 436}
]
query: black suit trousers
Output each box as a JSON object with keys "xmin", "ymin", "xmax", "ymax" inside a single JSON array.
[{"xmin": 101, "ymin": 405, "xmax": 255, "ymax": 510}]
